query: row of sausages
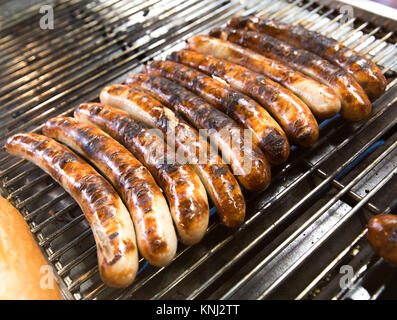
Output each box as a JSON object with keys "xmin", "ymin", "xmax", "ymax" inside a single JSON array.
[{"xmin": 4, "ymin": 17, "xmax": 389, "ymax": 288}]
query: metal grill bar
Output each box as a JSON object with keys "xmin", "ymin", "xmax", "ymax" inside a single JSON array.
[
  {"xmin": 0, "ymin": 0, "xmax": 210, "ymax": 121},
  {"xmin": 57, "ymin": 245, "xmax": 96, "ymax": 277},
  {"xmin": 332, "ymin": 257, "xmax": 385, "ymax": 300},
  {"xmin": 292, "ymin": 4, "xmax": 324, "ymax": 25},
  {"xmin": 31, "ymin": 202, "xmax": 77, "ymax": 232},
  {"xmin": 0, "ymin": 0, "xmax": 122, "ymax": 62},
  {"xmin": 0, "ymin": 1, "xmax": 248, "ymax": 146},
  {"xmin": 295, "ymin": 227, "xmax": 369, "ymax": 299},
  {"xmin": 0, "ymin": 0, "xmax": 173, "ymax": 84},
  {"xmin": 256, "ymin": 144, "xmax": 396, "ymax": 299},
  {"xmin": 0, "ymin": 0, "xmax": 77, "ymax": 44},
  {"xmin": 0, "ymin": 0, "xmax": 213, "ymax": 110},
  {"xmin": 312, "ymin": 168, "xmax": 380, "ymax": 214}
]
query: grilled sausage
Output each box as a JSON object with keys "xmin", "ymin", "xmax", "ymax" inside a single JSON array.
[
  {"xmin": 181, "ymin": 34, "xmax": 340, "ymax": 119},
  {"xmin": 145, "ymin": 60, "xmax": 290, "ymax": 165},
  {"xmin": 171, "ymin": 49, "xmax": 319, "ymax": 147},
  {"xmin": 210, "ymin": 28, "xmax": 372, "ymax": 121},
  {"xmin": 74, "ymin": 103, "xmax": 209, "ymax": 245},
  {"xmin": 100, "ymin": 84, "xmax": 245, "ymax": 228},
  {"xmin": 43, "ymin": 117, "xmax": 177, "ymax": 267},
  {"xmin": 4, "ymin": 133, "xmax": 139, "ymax": 288},
  {"xmin": 367, "ymin": 214, "xmax": 397, "ymax": 266},
  {"xmin": 228, "ymin": 16, "xmax": 387, "ymax": 100},
  {"xmin": 126, "ymin": 73, "xmax": 271, "ymax": 192}
]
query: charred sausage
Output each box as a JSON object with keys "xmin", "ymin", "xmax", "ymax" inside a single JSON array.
[
  {"xmin": 126, "ymin": 73, "xmax": 271, "ymax": 192},
  {"xmin": 228, "ymin": 16, "xmax": 387, "ymax": 100},
  {"xmin": 4, "ymin": 133, "xmax": 139, "ymax": 288},
  {"xmin": 367, "ymin": 214, "xmax": 397, "ymax": 266},
  {"xmin": 181, "ymin": 34, "xmax": 340, "ymax": 119},
  {"xmin": 170, "ymin": 49, "xmax": 319, "ymax": 147},
  {"xmin": 100, "ymin": 84, "xmax": 246, "ymax": 228},
  {"xmin": 74, "ymin": 102, "xmax": 209, "ymax": 245},
  {"xmin": 209, "ymin": 28, "xmax": 372, "ymax": 121},
  {"xmin": 43, "ymin": 117, "xmax": 177, "ymax": 267},
  {"xmin": 145, "ymin": 60, "xmax": 290, "ymax": 165}
]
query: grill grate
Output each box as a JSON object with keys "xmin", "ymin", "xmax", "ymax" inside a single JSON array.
[{"xmin": 0, "ymin": 0, "xmax": 396, "ymax": 300}]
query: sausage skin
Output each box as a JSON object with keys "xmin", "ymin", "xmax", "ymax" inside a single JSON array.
[
  {"xmin": 100, "ymin": 84, "xmax": 246, "ymax": 228},
  {"xmin": 181, "ymin": 34, "xmax": 340, "ymax": 119},
  {"xmin": 4, "ymin": 133, "xmax": 139, "ymax": 288},
  {"xmin": 43, "ymin": 117, "xmax": 177, "ymax": 267},
  {"xmin": 74, "ymin": 103, "xmax": 209, "ymax": 245},
  {"xmin": 126, "ymin": 73, "xmax": 271, "ymax": 192},
  {"xmin": 228, "ymin": 16, "xmax": 387, "ymax": 101},
  {"xmin": 209, "ymin": 28, "xmax": 372, "ymax": 121},
  {"xmin": 170, "ymin": 48, "xmax": 319, "ymax": 147},
  {"xmin": 367, "ymin": 214, "xmax": 397, "ymax": 266},
  {"xmin": 145, "ymin": 60, "xmax": 290, "ymax": 165}
]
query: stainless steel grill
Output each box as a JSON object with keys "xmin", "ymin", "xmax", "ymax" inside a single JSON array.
[{"xmin": 0, "ymin": 0, "xmax": 396, "ymax": 300}]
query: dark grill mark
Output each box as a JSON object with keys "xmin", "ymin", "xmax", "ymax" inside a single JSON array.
[
  {"xmin": 107, "ymin": 253, "xmax": 122, "ymax": 266},
  {"xmin": 389, "ymin": 229, "xmax": 397, "ymax": 243},
  {"xmin": 210, "ymin": 165, "xmax": 228, "ymax": 178}
]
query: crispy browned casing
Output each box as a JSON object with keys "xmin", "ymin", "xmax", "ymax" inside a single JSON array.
[
  {"xmin": 228, "ymin": 16, "xmax": 387, "ymax": 101},
  {"xmin": 367, "ymin": 214, "xmax": 397, "ymax": 266},
  {"xmin": 170, "ymin": 48, "xmax": 319, "ymax": 147},
  {"xmin": 177, "ymin": 34, "xmax": 340, "ymax": 119},
  {"xmin": 145, "ymin": 60, "xmax": 290, "ymax": 165},
  {"xmin": 209, "ymin": 28, "xmax": 372, "ymax": 121},
  {"xmin": 100, "ymin": 84, "xmax": 246, "ymax": 228},
  {"xmin": 75, "ymin": 102, "xmax": 210, "ymax": 245},
  {"xmin": 4, "ymin": 133, "xmax": 139, "ymax": 287},
  {"xmin": 126, "ymin": 73, "xmax": 271, "ymax": 192},
  {"xmin": 43, "ymin": 117, "xmax": 177, "ymax": 267}
]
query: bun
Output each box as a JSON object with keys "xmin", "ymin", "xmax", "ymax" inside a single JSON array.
[{"xmin": 0, "ymin": 196, "xmax": 63, "ymax": 300}]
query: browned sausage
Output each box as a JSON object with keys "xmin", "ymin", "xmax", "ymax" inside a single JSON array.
[
  {"xmin": 170, "ymin": 48, "xmax": 319, "ymax": 147},
  {"xmin": 180, "ymin": 34, "xmax": 340, "ymax": 119},
  {"xmin": 145, "ymin": 60, "xmax": 290, "ymax": 165},
  {"xmin": 209, "ymin": 28, "xmax": 372, "ymax": 121},
  {"xmin": 126, "ymin": 73, "xmax": 271, "ymax": 192},
  {"xmin": 4, "ymin": 133, "xmax": 139, "ymax": 288},
  {"xmin": 228, "ymin": 16, "xmax": 387, "ymax": 100},
  {"xmin": 43, "ymin": 117, "xmax": 177, "ymax": 267},
  {"xmin": 100, "ymin": 84, "xmax": 246, "ymax": 228},
  {"xmin": 367, "ymin": 214, "xmax": 397, "ymax": 266},
  {"xmin": 74, "ymin": 102, "xmax": 210, "ymax": 245}
]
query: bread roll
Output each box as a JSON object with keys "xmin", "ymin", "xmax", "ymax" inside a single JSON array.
[{"xmin": 0, "ymin": 196, "xmax": 63, "ymax": 300}]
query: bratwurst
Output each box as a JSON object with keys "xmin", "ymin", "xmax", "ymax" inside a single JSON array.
[
  {"xmin": 43, "ymin": 117, "xmax": 178, "ymax": 267},
  {"xmin": 170, "ymin": 48, "xmax": 319, "ymax": 147},
  {"xmin": 145, "ymin": 59, "xmax": 290, "ymax": 165},
  {"xmin": 74, "ymin": 102, "xmax": 209, "ymax": 245},
  {"xmin": 228, "ymin": 16, "xmax": 387, "ymax": 100},
  {"xmin": 4, "ymin": 133, "xmax": 139, "ymax": 288},
  {"xmin": 209, "ymin": 28, "xmax": 372, "ymax": 122},
  {"xmin": 126, "ymin": 73, "xmax": 271, "ymax": 192},
  {"xmin": 100, "ymin": 84, "xmax": 246, "ymax": 228},
  {"xmin": 180, "ymin": 34, "xmax": 340, "ymax": 119}
]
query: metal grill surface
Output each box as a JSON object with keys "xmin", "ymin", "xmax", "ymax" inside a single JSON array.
[{"xmin": 0, "ymin": 0, "xmax": 396, "ymax": 300}]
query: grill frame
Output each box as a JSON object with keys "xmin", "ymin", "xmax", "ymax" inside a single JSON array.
[{"xmin": 0, "ymin": 0, "xmax": 396, "ymax": 300}]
